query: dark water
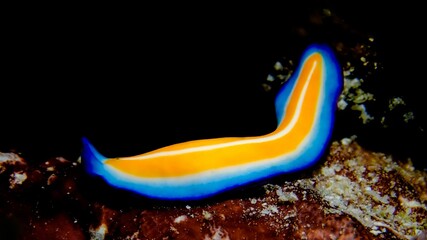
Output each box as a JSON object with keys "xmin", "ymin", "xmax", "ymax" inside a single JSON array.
[{"xmin": 1, "ymin": 3, "xmax": 426, "ymax": 169}]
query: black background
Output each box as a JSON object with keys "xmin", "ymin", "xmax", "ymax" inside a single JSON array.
[{"xmin": 1, "ymin": 2, "xmax": 426, "ymax": 168}]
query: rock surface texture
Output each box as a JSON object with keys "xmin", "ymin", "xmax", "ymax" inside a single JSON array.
[{"xmin": 1, "ymin": 138, "xmax": 426, "ymax": 239}]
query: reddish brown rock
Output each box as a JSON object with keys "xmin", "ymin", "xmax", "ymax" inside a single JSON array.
[{"xmin": 1, "ymin": 137, "xmax": 426, "ymax": 239}]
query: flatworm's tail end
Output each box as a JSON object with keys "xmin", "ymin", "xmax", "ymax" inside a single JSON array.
[{"xmin": 81, "ymin": 137, "xmax": 107, "ymax": 177}]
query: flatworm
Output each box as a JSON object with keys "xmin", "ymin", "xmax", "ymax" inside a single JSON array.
[{"xmin": 82, "ymin": 44, "xmax": 343, "ymax": 200}]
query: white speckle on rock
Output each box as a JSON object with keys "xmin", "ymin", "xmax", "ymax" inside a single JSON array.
[
  {"xmin": 204, "ymin": 226, "xmax": 230, "ymax": 240},
  {"xmin": 276, "ymin": 188, "xmax": 298, "ymax": 203},
  {"xmin": 260, "ymin": 204, "xmax": 279, "ymax": 216},
  {"xmin": 203, "ymin": 210, "xmax": 213, "ymax": 221},
  {"xmin": 266, "ymin": 74, "xmax": 275, "ymax": 82},
  {"xmin": 337, "ymin": 98, "xmax": 348, "ymax": 110},
  {"xmin": 274, "ymin": 61, "xmax": 283, "ymax": 71},
  {"xmin": 46, "ymin": 166, "xmax": 55, "ymax": 172},
  {"xmin": 89, "ymin": 223, "xmax": 108, "ymax": 240},
  {"xmin": 174, "ymin": 215, "xmax": 188, "ymax": 223},
  {"xmin": 351, "ymin": 104, "xmax": 374, "ymax": 124},
  {"xmin": 340, "ymin": 136, "xmax": 357, "ymax": 146},
  {"xmin": 0, "ymin": 152, "xmax": 23, "ymax": 163},
  {"xmin": 9, "ymin": 172, "xmax": 27, "ymax": 189},
  {"xmin": 388, "ymin": 97, "xmax": 405, "ymax": 110}
]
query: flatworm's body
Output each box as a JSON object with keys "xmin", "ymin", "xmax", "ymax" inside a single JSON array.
[{"xmin": 82, "ymin": 44, "xmax": 342, "ymax": 200}]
